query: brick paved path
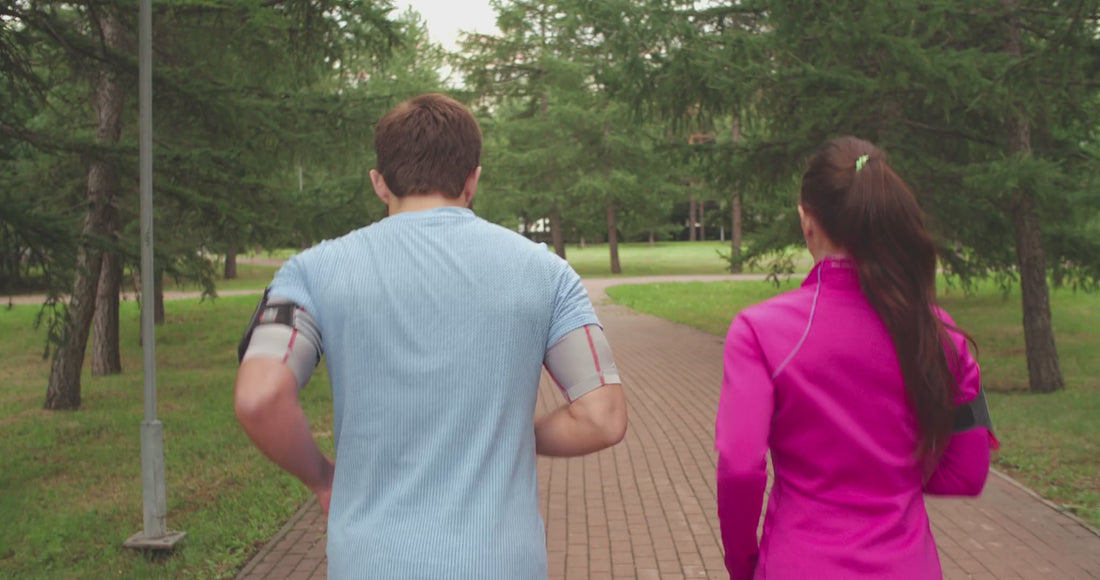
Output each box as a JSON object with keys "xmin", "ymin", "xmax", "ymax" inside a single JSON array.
[{"xmin": 237, "ymin": 276, "xmax": 1100, "ymax": 580}]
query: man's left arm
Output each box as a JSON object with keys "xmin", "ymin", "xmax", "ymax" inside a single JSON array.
[
  {"xmin": 235, "ymin": 292, "xmax": 333, "ymax": 513},
  {"xmin": 535, "ymin": 325, "xmax": 627, "ymax": 456}
]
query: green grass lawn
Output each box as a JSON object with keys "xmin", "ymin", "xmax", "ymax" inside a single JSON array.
[
  {"xmin": 163, "ymin": 263, "xmax": 279, "ymax": 295},
  {"xmin": 607, "ymin": 278, "xmax": 1100, "ymax": 528},
  {"xmin": 0, "ymin": 297, "xmax": 334, "ymax": 579},
  {"xmin": 166, "ymin": 242, "xmax": 811, "ymax": 297},
  {"xmin": 6, "ymin": 242, "xmax": 809, "ymax": 300},
  {"xmin": 8, "ymin": 241, "xmax": 807, "ymax": 300},
  {"xmin": 551, "ymin": 241, "xmax": 814, "ymax": 278},
  {"xmin": 244, "ymin": 248, "xmax": 300, "ymax": 261},
  {"xmin": 242, "ymin": 241, "xmax": 813, "ymax": 281},
  {"xmin": 565, "ymin": 241, "xmax": 739, "ymax": 277}
]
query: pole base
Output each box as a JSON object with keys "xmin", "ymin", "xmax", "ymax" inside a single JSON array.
[{"xmin": 123, "ymin": 530, "xmax": 186, "ymax": 551}]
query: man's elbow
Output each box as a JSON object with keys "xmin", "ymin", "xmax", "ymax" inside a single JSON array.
[
  {"xmin": 234, "ymin": 388, "xmax": 268, "ymax": 427},
  {"xmin": 234, "ymin": 358, "xmax": 297, "ymax": 427},
  {"xmin": 602, "ymin": 406, "xmax": 628, "ymax": 448},
  {"xmin": 582, "ymin": 384, "xmax": 628, "ymax": 449},
  {"xmin": 234, "ymin": 378, "xmax": 283, "ymax": 429}
]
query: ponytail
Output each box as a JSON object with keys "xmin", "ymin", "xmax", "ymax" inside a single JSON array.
[{"xmin": 801, "ymin": 137, "xmax": 964, "ymax": 456}]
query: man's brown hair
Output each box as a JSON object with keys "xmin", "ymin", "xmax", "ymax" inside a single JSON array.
[{"xmin": 374, "ymin": 93, "xmax": 482, "ymax": 198}]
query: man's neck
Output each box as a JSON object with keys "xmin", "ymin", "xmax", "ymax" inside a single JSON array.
[{"xmin": 388, "ymin": 193, "xmax": 469, "ymax": 216}]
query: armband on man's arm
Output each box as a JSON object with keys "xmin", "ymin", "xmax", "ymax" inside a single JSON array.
[
  {"xmin": 544, "ymin": 325, "xmax": 621, "ymax": 402},
  {"xmin": 238, "ymin": 289, "xmax": 322, "ymax": 388}
]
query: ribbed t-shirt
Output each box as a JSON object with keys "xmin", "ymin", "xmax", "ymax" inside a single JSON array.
[{"xmin": 267, "ymin": 206, "xmax": 599, "ymax": 579}]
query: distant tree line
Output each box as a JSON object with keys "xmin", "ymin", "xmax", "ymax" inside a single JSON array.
[{"xmin": 2, "ymin": 0, "xmax": 1096, "ymax": 405}]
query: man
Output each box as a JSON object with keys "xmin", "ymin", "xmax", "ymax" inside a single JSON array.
[{"xmin": 234, "ymin": 93, "xmax": 627, "ymax": 579}]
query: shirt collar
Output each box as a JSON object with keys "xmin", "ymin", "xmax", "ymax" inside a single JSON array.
[
  {"xmin": 802, "ymin": 256, "xmax": 861, "ymax": 291},
  {"xmin": 384, "ymin": 206, "xmax": 475, "ymax": 222}
]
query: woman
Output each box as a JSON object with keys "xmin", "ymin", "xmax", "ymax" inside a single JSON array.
[{"xmin": 715, "ymin": 137, "xmax": 997, "ymax": 579}]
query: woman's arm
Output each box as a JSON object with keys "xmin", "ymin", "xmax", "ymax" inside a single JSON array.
[
  {"xmin": 924, "ymin": 315, "xmax": 996, "ymax": 496},
  {"xmin": 716, "ymin": 315, "xmax": 774, "ymax": 580}
]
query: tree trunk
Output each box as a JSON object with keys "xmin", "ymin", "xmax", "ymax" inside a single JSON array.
[
  {"xmin": 607, "ymin": 203, "xmax": 621, "ymax": 274},
  {"xmin": 1013, "ymin": 192, "xmax": 1063, "ymax": 392},
  {"xmin": 699, "ymin": 202, "xmax": 706, "ymax": 241},
  {"xmin": 45, "ymin": 10, "xmax": 125, "ymax": 410},
  {"xmin": 542, "ymin": 91, "xmax": 566, "ymax": 260},
  {"xmin": 46, "ymin": 229, "xmax": 105, "ymax": 409},
  {"xmin": 688, "ymin": 195, "xmax": 697, "ymax": 241},
  {"xmin": 520, "ymin": 213, "xmax": 531, "ymax": 239},
  {"xmin": 730, "ymin": 193, "xmax": 743, "ymax": 273},
  {"xmin": 155, "ymin": 268, "xmax": 165, "ymax": 325},
  {"xmin": 91, "ymin": 241, "xmax": 122, "ymax": 376},
  {"xmin": 649, "ymin": 231, "xmax": 655, "ymax": 247},
  {"xmin": 1004, "ymin": 0, "xmax": 1063, "ymax": 393},
  {"xmin": 549, "ymin": 203, "xmax": 566, "ymax": 259},
  {"xmin": 730, "ymin": 119, "xmax": 744, "ymax": 273},
  {"xmin": 224, "ymin": 243, "xmax": 238, "ymax": 280}
]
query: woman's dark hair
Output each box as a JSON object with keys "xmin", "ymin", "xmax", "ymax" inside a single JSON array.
[{"xmin": 800, "ymin": 136, "xmax": 968, "ymax": 457}]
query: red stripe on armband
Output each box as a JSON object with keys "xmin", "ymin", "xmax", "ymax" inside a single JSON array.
[
  {"xmin": 584, "ymin": 326, "xmax": 605, "ymax": 386},
  {"xmin": 283, "ymin": 328, "xmax": 298, "ymax": 364}
]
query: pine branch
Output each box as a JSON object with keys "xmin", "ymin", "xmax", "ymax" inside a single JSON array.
[
  {"xmin": 0, "ymin": 122, "xmax": 131, "ymax": 157},
  {"xmin": 899, "ymin": 119, "xmax": 1000, "ymax": 147}
]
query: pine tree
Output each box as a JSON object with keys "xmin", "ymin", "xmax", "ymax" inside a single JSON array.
[
  {"xmin": 460, "ymin": 0, "xmax": 685, "ymax": 268},
  {"xmin": 644, "ymin": 0, "xmax": 1100, "ymax": 392},
  {"xmin": 2, "ymin": 0, "xmax": 404, "ymax": 409}
]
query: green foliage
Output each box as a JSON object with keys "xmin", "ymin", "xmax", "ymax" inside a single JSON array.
[
  {"xmin": 674, "ymin": 0, "xmax": 1099, "ymax": 283},
  {"xmin": 0, "ymin": 1, "xmax": 444, "ymax": 296},
  {"xmin": 0, "ymin": 1, "xmax": 461, "ymax": 367},
  {"xmin": 458, "ymin": 0, "xmax": 692, "ymax": 247}
]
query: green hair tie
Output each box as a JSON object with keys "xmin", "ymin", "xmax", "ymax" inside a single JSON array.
[{"xmin": 855, "ymin": 154, "xmax": 869, "ymax": 172}]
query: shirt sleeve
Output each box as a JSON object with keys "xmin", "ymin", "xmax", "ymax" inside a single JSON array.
[
  {"xmin": 715, "ymin": 314, "xmax": 773, "ymax": 580},
  {"xmin": 267, "ymin": 253, "xmax": 318, "ymax": 317},
  {"xmin": 546, "ymin": 259, "xmax": 600, "ymax": 350},
  {"xmin": 924, "ymin": 309, "xmax": 993, "ymax": 496}
]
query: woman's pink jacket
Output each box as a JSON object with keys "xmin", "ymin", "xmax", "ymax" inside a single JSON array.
[{"xmin": 716, "ymin": 258, "xmax": 995, "ymax": 579}]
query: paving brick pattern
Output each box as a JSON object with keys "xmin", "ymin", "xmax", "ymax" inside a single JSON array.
[{"xmin": 237, "ymin": 276, "xmax": 1100, "ymax": 579}]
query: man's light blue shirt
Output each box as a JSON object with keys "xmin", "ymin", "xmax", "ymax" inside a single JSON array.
[{"xmin": 268, "ymin": 206, "xmax": 599, "ymax": 579}]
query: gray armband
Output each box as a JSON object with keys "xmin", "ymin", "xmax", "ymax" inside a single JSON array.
[
  {"xmin": 545, "ymin": 325, "xmax": 621, "ymax": 402},
  {"xmin": 953, "ymin": 386, "xmax": 994, "ymax": 435},
  {"xmin": 238, "ymin": 290, "xmax": 322, "ymax": 388}
]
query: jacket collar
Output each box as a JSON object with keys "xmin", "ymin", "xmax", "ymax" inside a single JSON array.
[{"xmin": 802, "ymin": 256, "xmax": 861, "ymax": 291}]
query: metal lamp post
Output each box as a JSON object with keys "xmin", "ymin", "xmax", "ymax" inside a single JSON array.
[{"xmin": 123, "ymin": 0, "xmax": 185, "ymax": 550}]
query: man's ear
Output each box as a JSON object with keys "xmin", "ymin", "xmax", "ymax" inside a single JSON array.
[
  {"xmin": 370, "ymin": 170, "xmax": 391, "ymax": 205},
  {"xmin": 798, "ymin": 204, "xmax": 812, "ymax": 238},
  {"xmin": 462, "ymin": 166, "xmax": 481, "ymax": 208}
]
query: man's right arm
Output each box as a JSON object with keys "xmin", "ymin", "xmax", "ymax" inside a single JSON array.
[
  {"xmin": 535, "ymin": 325, "xmax": 627, "ymax": 456},
  {"xmin": 535, "ymin": 384, "xmax": 626, "ymax": 456}
]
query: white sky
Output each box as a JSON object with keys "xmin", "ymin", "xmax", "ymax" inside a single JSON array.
[{"xmin": 396, "ymin": 0, "xmax": 500, "ymax": 52}]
